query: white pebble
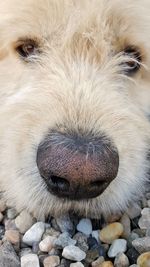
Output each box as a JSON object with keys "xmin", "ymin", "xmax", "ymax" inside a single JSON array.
[
  {"xmin": 39, "ymin": 236, "xmax": 56, "ymax": 252},
  {"xmin": 62, "ymin": 245, "xmax": 86, "ymax": 261},
  {"xmin": 108, "ymin": 239, "xmax": 127, "ymax": 258},
  {"xmin": 21, "ymin": 254, "xmax": 40, "ymax": 267},
  {"xmin": 22, "ymin": 222, "xmax": 45, "ymax": 246},
  {"xmin": 77, "ymin": 218, "xmax": 92, "ymax": 236},
  {"xmin": 70, "ymin": 262, "xmax": 84, "ymax": 267}
]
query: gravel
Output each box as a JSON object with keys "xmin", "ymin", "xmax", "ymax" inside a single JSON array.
[{"xmin": 0, "ymin": 194, "xmax": 150, "ymax": 266}]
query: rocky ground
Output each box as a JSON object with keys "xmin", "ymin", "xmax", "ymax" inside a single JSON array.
[{"xmin": 0, "ymin": 193, "xmax": 150, "ymax": 267}]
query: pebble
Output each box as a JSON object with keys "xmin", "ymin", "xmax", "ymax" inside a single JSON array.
[
  {"xmin": 138, "ymin": 208, "xmax": 150, "ymax": 229},
  {"xmin": 108, "ymin": 239, "xmax": 127, "ymax": 258},
  {"xmin": 21, "ymin": 254, "xmax": 40, "ymax": 267},
  {"xmin": 15, "ymin": 210, "xmax": 35, "ymax": 234},
  {"xmin": 43, "ymin": 227, "xmax": 60, "ymax": 239},
  {"xmin": 85, "ymin": 248, "xmax": 100, "ymax": 264},
  {"xmin": 126, "ymin": 204, "xmax": 141, "ymax": 219},
  {"xmin": 0, "ymin": 199, "xmax": 6, "ymax": 212},
  {"xmin": 22, "ymin": 222, "xmax": 45, "ymax": 246},
  {"xmin": 120, "ymin": 213, "xmax": 131, "ymax": 238},
  {"xmin": 91, "ymin": 256, "xmax": 104, "ymax": 266},
  {"xmin": 39, "ymin": 236, "xmax": 56, "ymax": 252},
  {"xmin": 56, "ymin": 214, "xmax": 75, "ymax": 236},
  {"xmin": 114, "ymin": 252, "xmax": 129, "ymax": 267},
  {"xmin": 73, "ymin": 232, "xmax": 89, "ymax": 252},
  {"xmin": 126, "ymin": 248, "xmax": 140, "ymax": 265},
  {"xmin": 77, "ymin": 218, "xmax": 92, "ymax": 236},
  {"xmin": 92, "ymin": 230, "xmax": 100, "ymax": 243},
  {"xmin": 100, "ymin": 262, "xmax": 114, "ymax": 267},
  {"xmin": 132, "ymin": 237, "xmax": 150, "ymax": 253},
  {"xmin": 0, "ymin": 212, "xmax": 3, "ymax": 222},
  {"xmin": 62, "ymin": 245, "xmax": 86, "ymax": 261},
  {"xmin": 43, "ymin": 255, "xmax": 60, "ymax": 267},
  {"xmin": 127, "ymin": 232, "xmax": 139, "ymax": 248},
  {"xmin": 137, "ymin": 252, "xmax": 150, "ymax": 267},
  {"xmin": 70, "ymin": 263, "xmax": 84, "ymax": 267},
  {"xmin": 0, "ymin": 241, "xmax": 20, "ymax": 267},
  {"xmin": 5, "ymin": 229, "xmax": 20, "ymax": 245},
  {"xmin": 55, "ymin": 232, "xmax": 76, "ymax": 248},
  {"xmin": 99, "ymin": 223, "xmax": 124, "ymax": 244},
  {"xmin": 7, "ymin": 208, "xmax": 18, "ymax": 219}
]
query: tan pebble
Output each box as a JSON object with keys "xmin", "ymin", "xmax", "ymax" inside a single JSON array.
[
  {"xmin": 100, "ymin": 261, "xmax": 114, "ymax": 267},
  {"xmin": 43, "ymin": 256, "xmax": 60, "ymax": 267},
  {"xmin": 137, "ymin": 252, "xmax": 150, "ymax": 267},
  {"xmin": 0, "ymin": 199, "xmax": 6, "ymax": 212},
  {"xmin": 99, "ymin": 223, "xmax": 124, "ymax": 244},
  {"xmin": 15, "ymin": 210, "xmax": 35, "ymax": 234},
  {"xmin": 39, "ymin": 236, "xmax": 56, "ymax": 252},
  {"xmin": 5, "ymin": 229, "xmax": 20, "ymax": 244},
  {"xmin": 0, "ymin": 212, "xmax": 3, "ymax": 222}
]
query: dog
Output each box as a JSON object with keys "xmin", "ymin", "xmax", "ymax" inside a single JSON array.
[{"xmin": 0, "ymin": 0, "xmax": 150, "ymax": 219}]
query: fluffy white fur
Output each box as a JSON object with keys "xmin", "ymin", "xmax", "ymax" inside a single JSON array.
[{"xmin": 0, "ymin": 0, "xmax": 150, "ymax": 219}]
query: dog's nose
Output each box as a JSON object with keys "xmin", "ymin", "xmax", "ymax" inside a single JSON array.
[{"xmin": 36, "ymin": 131, "xmax": 119, "ymax": 200}]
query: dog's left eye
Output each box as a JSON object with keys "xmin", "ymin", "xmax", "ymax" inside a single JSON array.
[
  {"xmin": 16, "ymin": 40, "xmax": 38, "ymax": 58},
  {"xmin": 123, "ymin": 47, "xmax": 141, "ymax": 75}
]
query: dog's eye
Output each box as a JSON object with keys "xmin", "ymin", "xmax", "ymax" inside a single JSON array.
[
  {"xmin": 123, "ymin": 47, "xmax": 141, "ymax": 75},
  {"xmin": 16, "ymin": 40, "xmax": 37, "ymax": 58}
]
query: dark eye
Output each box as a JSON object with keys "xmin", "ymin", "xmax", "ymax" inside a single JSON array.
[
  {"xmin": 123, "ymin": 46, "xmax": 142, "ymax": 75},
  {"xmin": 16, "ymin": 40, "xmax": 38, "ymax": 58}
]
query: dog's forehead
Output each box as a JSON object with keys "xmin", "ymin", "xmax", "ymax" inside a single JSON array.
[{"xmin": 0, "ymin": 1, "xmax": 145, "ymax": 47}]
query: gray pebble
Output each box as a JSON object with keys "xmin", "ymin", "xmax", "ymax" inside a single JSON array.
[
  {"xmin": 54, "ymin": 232, "xmax": 76, "ymax": 248},
  {"xmin": 7, "ymin": 208, "xmax": 18, "ymax": 220},
  {"xmin": 62, "ymin": 245, "xmax": 86, "ymax": 261},
  {"xmin": 132, "ymin": 236, "xmax": 150, "ymax": 253},
  {"xmin": 0, "ymin": 241, "xmax": 20, "ymax": 267},
  {"xmin": 77, "ymin": 218, "xmax": 92, "ymax": 236},
  {"xmin": 56, "ymin": 214, "xmax": 74, "ymax": 236},
  {"xmin": 21, "ymin": 253, "xmax": 40, "ymax": 267},
  {"xmin": 138, "ymin": 208, "xmax": 150, "ymax": 229},
  {"xmin": 73, "ymin": 232, "xmax": 89, "ymax": 252},
  {"xmin": 114, "ymin": 252, "xmax": 129, "ymax": 267},
  {"xmin": 22, "ymin": 222, "xmax": 45, "ymax": 246},
  {"xmin": 108, "ymin": 239, "xmax": 127, "ymax": 258}
]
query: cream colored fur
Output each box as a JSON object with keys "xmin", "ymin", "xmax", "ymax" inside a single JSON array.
[{"xmin": 0, "ymin": 0, "xmax": 150, "ymax": 219}]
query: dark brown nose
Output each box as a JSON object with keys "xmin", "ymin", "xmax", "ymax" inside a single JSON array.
[{"xmin": 36, "ymin": 131, "xmax": 119, "ymax": 200}]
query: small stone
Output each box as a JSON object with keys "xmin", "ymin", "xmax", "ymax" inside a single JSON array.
[
  {"xmin": 43, "ymin": 227, "xmax": 60, "ymax": 239},
  {"xmin": 32, "ymin": 242, "xmax": 39, "ymax": 254},
  {"xmin": 0, "ymin": 212, "xmax": 3, "ymax": 222},
  {"xmin": 5, "ymin": 219, "xmax": 17, "ymax": 230},
  {"xmin": 56, "ymin": 214, "xmax": 75, "ymax": 236},
  {"xmin": 137, "ymin": 252, "xmax": 150, "ymax": 267},
  {"xmin": 73, "ymin": 232, "xmax": 89, "ymax": 252},
  {"xmin": 129, "ymin": 265, "xmax": 138, "ymax": 267},
  {"xmin": 54, "ymin": 232, "xmax": 76, "ymax": 248},
  {"xmin": 100, "ymin": 223, "xmax": 124, "ymax": 244},
  {"xmin": 77, "ymin": 218, "xmax": 92, "ymax": 236},
  {"xmin": 15, "ymin": 210, "xmax": 35, "ymax": 234},
  {"xmin": 43, "ymin": 256, "xmax": 60, "ymax": 267},
  {"xmin": 100, "ymin": 262, "xmax": 114, "ymax": 267},
  {"xmin": 114, "ymin": 253, "xmax": 129, "ymax": 267},
  {"xmin": 120, "ymin": 213, "xmax": 131, "ymax": 238},
  {"xmin": 20, "ymin": 248, "xmax": 32, "ymax": 257},
  {"xmin": 5, "ymin": 230, "xmax": 20, "ymax": 245},
  {"xmin": 0, "ymin": 199, "xmax": 6, "ymax": 212},
  {"xmin": 39, "ymin": 236, "xmax": 56, "ymax": 252},
  {"xmin": 138, "ymin": 208, "xmax": 150, "ymax": 229},
  {"xmin": 60, "ymin": 258, "xmax": 71, "ymax": 267},
  {"xmin": 126, "ymin": 203, "xmax": 141, "ymax": 219},
  {"xmin": 85, "ymin": 249, "xmax": 100, "ymax": 263},
  {"xmin": 146, "ymin": 228, "xmax": 150, "ymax": 236},
  {"xmin": 62, "ymin": 245, "xmax": 86, "ymax": 261},
  {"xmin": 22, "ymin": 222, "xmax": 45, "ymax": 246},
  {"xmin": 108, "ymin": 239, "xmax": 127, "ymax": 258},
  {"xmin": 92, "ymin": 230, "xmax": 100, "ymax": 243},
  {"xmin": 127, "ymin": 232, "xmax": 139, "ymax": 249},
  {"xmin": 132, "ymin": 237, "xmax": 150, "ymax": 253},
  {"xmin": 70, "ymin": 263, "xmax": 84, "ymax": 267},
  {"xmin": 0, "ymin": 241, "xmax": 20, "ymax": 267},
  {"xmin": 91, "ymin": 256, "xmax": 104, "ymax": 266},
  {"xmin": 126, "ymin": 248, "xmax": 140, "ymax": 265},
  {"xmin": 21, "ymin": 254, "xmax": 40, "ymax": 267},
  {"xmin": 7, "ymin": 208, "xmax": 18, "ymax": 219}
]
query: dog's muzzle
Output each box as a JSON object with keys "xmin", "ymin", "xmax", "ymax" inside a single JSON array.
[{"xmin": 36, "ymin": 130, "xmax": 119, "ymax": 200}]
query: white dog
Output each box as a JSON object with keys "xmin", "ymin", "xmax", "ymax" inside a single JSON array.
[{"xmin": 0, "ymin": 0, "xmax": 150, "ymax": 219}]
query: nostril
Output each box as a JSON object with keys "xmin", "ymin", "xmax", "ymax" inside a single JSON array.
[
  {"xmin": 90, "ymin": 180, "xmax": 109, "ymax": 188},
  {"xmin": 50, "ymin": 176, "xmax": 70, "ymax": 192}
]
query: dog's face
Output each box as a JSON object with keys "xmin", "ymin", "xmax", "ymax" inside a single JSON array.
[{"xmin": 0, "ymin": 0, "xmax": 150, "ymax": 218}]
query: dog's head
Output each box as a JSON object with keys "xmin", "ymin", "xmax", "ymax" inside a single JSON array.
[{"xmin": 0, "ymin": 0, "xmax": 150, "ymax": 218}]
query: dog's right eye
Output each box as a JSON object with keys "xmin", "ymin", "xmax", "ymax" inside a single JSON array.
[
  {"xmin": 16, "ymin": 40, "xmax": 38, "ymax": 59},
  {"xmin": 123, "ymin": 46, "xmax": 142, "ymax": 75}
]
